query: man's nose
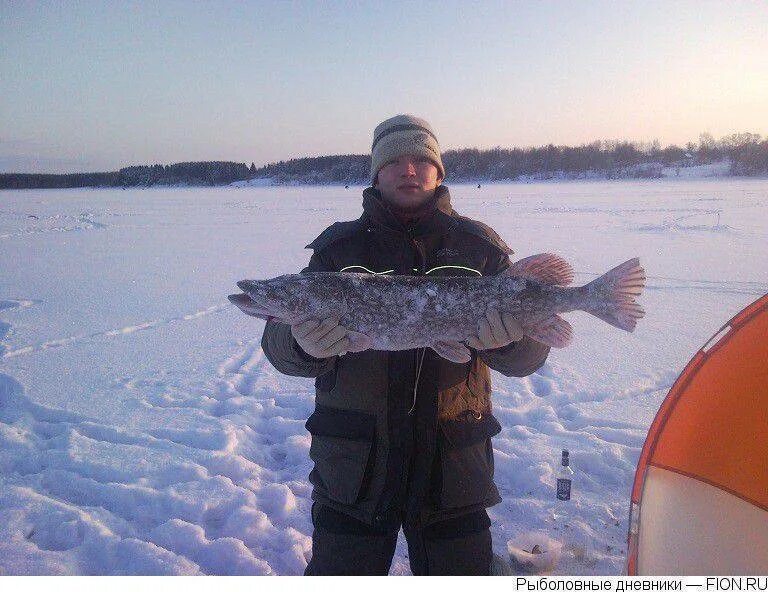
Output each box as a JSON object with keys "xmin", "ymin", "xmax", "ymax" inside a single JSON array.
[{"xmin": 400, "ymin": 160, "xmax": 417, "ymax": 176}]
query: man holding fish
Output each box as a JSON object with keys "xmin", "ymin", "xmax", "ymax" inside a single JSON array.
[{"xmin": 231, "ymin": 115, "xmax": 644, "ymax": 575}]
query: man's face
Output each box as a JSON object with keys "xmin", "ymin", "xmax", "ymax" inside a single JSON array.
[{"xmin": 375, "ymin": 154, "xmax": 441, "ymax": 212}]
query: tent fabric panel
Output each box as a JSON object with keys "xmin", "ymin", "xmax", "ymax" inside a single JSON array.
[{"xmin": 637, "ymin": 466, "xmax": 768, "ymax": 575}]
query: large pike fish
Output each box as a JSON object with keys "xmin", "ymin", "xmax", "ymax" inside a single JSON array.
[{"xmin": 229, "ymin": 254, "xmax": 645, "ymax": 364}]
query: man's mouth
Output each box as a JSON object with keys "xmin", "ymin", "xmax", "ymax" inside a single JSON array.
[{"xmin": 398, "ymin": 184, "xmax": 420, "ymax": 190}]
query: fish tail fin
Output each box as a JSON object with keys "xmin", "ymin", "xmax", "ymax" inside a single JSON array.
[{"xmin": 581, "ymin": 258, "xmax": 646, "ymax": 331}]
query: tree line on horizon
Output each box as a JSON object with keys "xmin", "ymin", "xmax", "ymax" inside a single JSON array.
[
  {"xmin": 0, "ymin": 161, "xmax": 253, "ymax": 190},
  {"xmin": 1, "ymin": 132, "xmax": 766, "ymax": 190}
]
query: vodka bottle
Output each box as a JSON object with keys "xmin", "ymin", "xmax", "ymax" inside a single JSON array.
[
  {"xmin": 556, "ymin": 450, "xmax": 573, "ymax": 502},
  {"xmin": 553, "ymin": 450, "xmax": 574, "ymax": 547},
  {"xmin": 553, "ymin": 450, "xmax": 573, "ymax": 523}
]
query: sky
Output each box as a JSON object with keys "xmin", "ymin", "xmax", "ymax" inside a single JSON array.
[{"xmin": 1, "ymin": 0, "xmax": 766, "ymax": 173}]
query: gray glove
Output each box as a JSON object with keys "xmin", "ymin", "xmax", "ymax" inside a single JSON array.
[{"xmin": 291, "ymin": 317, "xmax": 350, "ymax": 359}]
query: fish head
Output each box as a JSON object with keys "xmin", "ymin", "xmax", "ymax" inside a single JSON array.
[
  {"xmin": 236, "ymin": 274, "xmax": 313, "ymax": 323},
  {"xmin": 235, "ymin": 277, "xmax": 291, "ymax": 321}
]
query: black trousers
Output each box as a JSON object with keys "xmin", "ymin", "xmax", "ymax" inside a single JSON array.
[{"xmin": 304, "ymin": 504, "xmax": 493, "ymax": 576}]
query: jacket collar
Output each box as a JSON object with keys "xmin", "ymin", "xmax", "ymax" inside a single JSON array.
[{"xmin": 360, "ymin": 185, "xmax": 455, "ymax": 237}]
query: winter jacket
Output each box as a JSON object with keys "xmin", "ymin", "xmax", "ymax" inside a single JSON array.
[{"xmin": 261, "ymin": 185, "xmax": 550, "ymax": 528}]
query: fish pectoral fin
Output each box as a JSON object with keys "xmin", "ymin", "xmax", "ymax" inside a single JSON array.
[
  {"xmin": 526, "ymin": 315, "xmax": 573, "ymax": 348},
  {"xmin": 504, "ymin": 253, "xmax": 575, "ymax": 286},
  {"xmin": 431, "ymin": 340, "xmax": 472, "ymax": 364},
  {"xmin": 345, "ymin": 330, "xmax": 373, "ymax": 353},
  {"xmin": 228, "ymin": 293, "xmax": 276, "ymax": 321}
]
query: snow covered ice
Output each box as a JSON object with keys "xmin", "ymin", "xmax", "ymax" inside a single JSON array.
[{"xmin": 1, "ymin": 179, "xmax": 767, "ymax": 575}]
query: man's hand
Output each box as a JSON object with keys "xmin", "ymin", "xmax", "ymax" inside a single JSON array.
[
  {"xmin": 291, "ymin": 317, "xmax": 350, "ymax": 359},
  {"xmin": 466, "ymin": 308, "xmax": 524, "ymax": 351}
]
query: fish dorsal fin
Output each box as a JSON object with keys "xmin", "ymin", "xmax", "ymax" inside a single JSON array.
[{"xmin": 504, "ymin": 253, "xmax": 574, "ymax": 286}]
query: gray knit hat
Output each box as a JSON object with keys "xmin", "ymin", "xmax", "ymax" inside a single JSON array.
[{"xmin": 369, "ymin": 114, "xmax": 445, "ymax": 185}]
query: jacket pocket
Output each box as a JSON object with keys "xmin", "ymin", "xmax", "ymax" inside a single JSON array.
[
  {"xmin": 305, "ymin": 404, "xmax": 376, "ymax": 506},
  {"xmin": 436, "ymin": 412, "xmax": 502, "ymax": 509}
]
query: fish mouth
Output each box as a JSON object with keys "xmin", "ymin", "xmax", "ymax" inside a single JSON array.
[
  {"xmin": 236, "ymin": 279, "xmax": 270, "ymax": 302},
  {"xmin": 229, "ymin": 293, "xmax": 276, "ymax": 321}
]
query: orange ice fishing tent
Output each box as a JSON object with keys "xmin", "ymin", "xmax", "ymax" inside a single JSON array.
[{"xmin": 626, "ymin": 293, "xmax": 768, "ymax": 575}]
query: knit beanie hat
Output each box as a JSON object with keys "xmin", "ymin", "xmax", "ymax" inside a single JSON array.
[{"xmin": 369, "ymin": 114, "xmax": 445, "ymax": 185}]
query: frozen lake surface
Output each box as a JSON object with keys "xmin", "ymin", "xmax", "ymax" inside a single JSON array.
[{"xmin": 1, "ymin": 179, "xmax": 767, "ymax": 575}]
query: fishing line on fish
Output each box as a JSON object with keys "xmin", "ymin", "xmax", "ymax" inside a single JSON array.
[{"xmin": 408, "ymin": 347, "xmax": 427, "ymax": 415}]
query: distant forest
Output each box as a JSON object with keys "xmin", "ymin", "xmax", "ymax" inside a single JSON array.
[
  {"xmin": 2, "ymin": 132, "xmax": 767, "ymax": 190},
  {"xmin": 0, "ymin": 161, "xmax": 253, "ymax": 190}
]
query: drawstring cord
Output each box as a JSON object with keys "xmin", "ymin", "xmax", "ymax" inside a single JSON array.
[
  {"xmin": 408, "ymin": 347, "xmax": 427, "ymax": 415},
  {"xmin": 408, "ymin": 234, "xmax": 428, "ymax": 416}
]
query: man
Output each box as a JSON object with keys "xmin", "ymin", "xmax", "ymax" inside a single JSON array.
[{"xmin": 261, "ymin": 115, "xmax": 550, "ymax": 575}]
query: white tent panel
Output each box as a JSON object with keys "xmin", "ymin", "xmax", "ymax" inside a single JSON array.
[{"xmin": 638, "ymin": 466, "xmax": 768, "ymax": 575}]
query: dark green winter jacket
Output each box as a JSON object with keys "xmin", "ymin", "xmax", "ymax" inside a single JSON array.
[{"xmin": 261, "ymin": 185, "xmax": 550, "ymax": 528}]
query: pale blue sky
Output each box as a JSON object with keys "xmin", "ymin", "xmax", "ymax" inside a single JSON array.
[{"xmin": 1, "ymin": 1, "xmax": 766, "ymax": 172}]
